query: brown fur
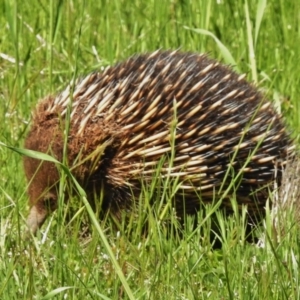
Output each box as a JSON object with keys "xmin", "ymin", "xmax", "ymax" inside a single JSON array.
[
  {"xmin": 23, "ymin": 50, "xmax": 293, "ymax": 234},
  {"xmin": 24, "ymin": 97, "xmax": 126, "ymax": 233}
]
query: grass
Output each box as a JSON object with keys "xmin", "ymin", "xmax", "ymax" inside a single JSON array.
[{"xmin": 1, "ymin": 0, "xmax": 300, "ymax": 299}]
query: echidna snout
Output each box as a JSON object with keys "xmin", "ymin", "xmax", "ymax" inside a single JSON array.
[{"xmin": 23, "ymin": 50, "xmax": 293, "ymax": 234}]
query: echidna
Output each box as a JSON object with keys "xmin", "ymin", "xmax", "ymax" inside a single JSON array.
[{"xmin": 24, "ymin": 50, "xmax": 293, "ymax": 234}]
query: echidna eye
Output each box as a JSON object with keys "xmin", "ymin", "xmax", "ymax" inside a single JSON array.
[{"xmin": 43, "ymin": 193, "xmax": 57, "ymax": 212}]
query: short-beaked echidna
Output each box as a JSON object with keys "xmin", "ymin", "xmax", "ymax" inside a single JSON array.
[{"xmin": 24, "ymin": 50, "xmax": 294, "ymax": 234}]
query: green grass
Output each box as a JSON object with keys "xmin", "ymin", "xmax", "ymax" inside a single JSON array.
[{"xmin": 1, "ymin": 0, "xmax": 300, "ymax": 299}]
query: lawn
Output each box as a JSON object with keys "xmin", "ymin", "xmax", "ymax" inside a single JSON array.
[{"xmin": 0, "ymin": 0, "xmax": 300, "ymax": 299}]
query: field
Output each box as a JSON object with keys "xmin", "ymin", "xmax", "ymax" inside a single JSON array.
[{"xmin": 1, "ymin": 0, "xmax": 300, "ymax": 299}]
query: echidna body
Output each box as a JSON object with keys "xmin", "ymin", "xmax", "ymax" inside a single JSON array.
[{"xmin": 24, "ymin": 50, "xmax": 293, "ymax": 234}]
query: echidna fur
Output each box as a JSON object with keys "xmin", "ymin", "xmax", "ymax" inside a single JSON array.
[{"xmin": 23, "ymin": 50, "xmax": 294, "ymax": 234}]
